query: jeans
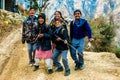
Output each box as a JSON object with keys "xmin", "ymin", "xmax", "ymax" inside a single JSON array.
[
  {"xmin": 52, "ymin": 48, "xmax": 61, "ymax": 66},
  {"xmin": 70, "ymin": 38, "xmax": 85, "ymax": 66},
  {"xmin": 27, "ymin": 43, "xmax": 37, "ymax": 64},
  {"xmin": 52, "ymin": 49, "xmax": 69, "ymax": 70}
]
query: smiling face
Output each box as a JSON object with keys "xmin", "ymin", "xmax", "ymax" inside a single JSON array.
[
  {"xmin": 29, "ymin": 9, "xmax": 35, "ymax": 17},
  {"xmin": 38, "ymin": 17, "xmax": 44, "ymax": 24},
  {"xmin": 74, "ymin": 12, "xmax": 82, "ymax": 20},
  {"xmin": 55, "ymin": 20, "xmax": 62, "ymax": 28},
  {"xmin": 54, "ymin": 11, "xmax": 61, "ymax": 20}
]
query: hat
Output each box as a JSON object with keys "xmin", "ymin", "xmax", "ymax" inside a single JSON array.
[{"xmin": 38, "ymin": 13, "xmax": 46, "ymax": 21}]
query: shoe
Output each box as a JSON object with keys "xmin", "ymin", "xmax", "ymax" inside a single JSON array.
[
  {"xmin": 64, "ymin": 69, "xmax": 70, "ymax": 76},
  {"xmin": 74, "ymin": 63, "xmax": 80, "ymax": 70},
  {"xmin": 29, "ymin": 63, "xmax": 33, "ymax": 67},
  {"xmin": 53, "ymin": 63, "xmax": 57, "ymax": 67},
  {"xmin": 80, "ymin": 65, "xmax": 85, "ymax": 70},
  {"xmin": 55, "ymin": 66, "xmax": 63, "ymax": 72},
  {"xmin": 33, "ymin": 65, "xmax": 39, "ymax": 71},
  {"xmin": 32, "ymin": 60, "xmax": 35, "ymax": 64},
  {"xmin": 48, "ymin": 69, "xmax": 53, "ymax": 74}
]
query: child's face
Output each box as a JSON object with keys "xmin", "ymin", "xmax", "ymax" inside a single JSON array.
[
  {"xmin": 55, "ymin": 12, "xmax": 61, "ymax": 20},
  {"xmin": 29, "ymin": 9, "xmax": 35, "ymax": 16},
  {"xmin": 38, "ymin": 17, "xmax": 44, "ymax": 24},
  {"xmin": 74, "ymin": 12, "xmax": 81, "ymax": 20},
  {"xmin": 55, "ymin": 21, "xmax": 61, "ymax": 28}
]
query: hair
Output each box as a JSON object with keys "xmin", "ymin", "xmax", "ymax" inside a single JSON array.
[
  {"xmin": 74, "ymin": 9, "xmax": 82, "ymax": 15},
  {"xmin": 38, "ymin": 13, "xmax": 46, "ymax": 20},
  {"xmin": 55, "ymin": 19, "xmax": 62, "ymax": 23},
  {"xmin": 29, "ymin": 7, "xmax": 35, "ymax": 11},
  {"xmin": 38, "ymin": 13, "xmax": 46, "ymax": 25},
  {"xmin": 54, "ymin": 11, "xmax": 68, "ymax": 24}
]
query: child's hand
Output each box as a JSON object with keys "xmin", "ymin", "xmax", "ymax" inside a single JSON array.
[
  {"xmin": 87, "ymin": 42, "xmax": 91, "ymax": 49},
  {"xmin": 64, "ymin": 40, "xmax": 68, "ymax": 44},
  {"xmin": 56, "ymin": 37, "xmax": 62, "ymax": 41},
  {"xmin": 22, "ymin": 39, "xmax": 25, "ymax": 44},
  {"xmin": 52, "ymin": 43, "xmax": 56, "ymax": 48},
  {"xmin": 34, "ymin": 22, "xmax": 37, "ymax": 26},
  {"xmin": 38, "ymin": 34, "xmax": 44, "ymax": 38},
  {"xmin": 89, "ymin": 38, "xmax": 94, "ymax": 42}
]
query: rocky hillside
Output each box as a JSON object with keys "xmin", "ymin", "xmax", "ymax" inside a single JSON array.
[{"xmin": 0, "ymin": 9, "xmax": 24, "ymax": 42}]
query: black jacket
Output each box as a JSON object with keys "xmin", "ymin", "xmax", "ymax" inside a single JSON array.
[
  {"xmin": 36, "ymin": 24, "xmax": 52, "ymax": 51},
  {"xmin": 52, "ymin": 27, "xmax": 69, "ymax": 50}
]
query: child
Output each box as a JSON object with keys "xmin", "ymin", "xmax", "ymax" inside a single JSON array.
[
  {"xmin": 33, "ymin": 13, "xmax": 53, "ymax": 74},
  {"xmin": 50, "ymin": 11, "xmax": 68, "ymax": 32},
  {"xmin": 50, "ymin": 11, "xmax": 68, "ymax": 67},
  {"xmin": 22, "ymin": 7, "xmax": 38, "ymax": 66},
  {"xmin": 52, "ymin": 20, "xmax": 70, "ymax": 76},
  {"xmin": 70, "ymin": 10, "xmax": 93, "ymax": 70}
]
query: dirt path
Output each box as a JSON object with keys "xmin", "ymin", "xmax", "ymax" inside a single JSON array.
[{"xmin": 0, "ymin": 28, "xmax": 120, "ymax": 80}]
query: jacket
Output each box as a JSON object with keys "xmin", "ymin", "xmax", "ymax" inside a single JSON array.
[
  {"xmin": 52, "ymin": 26, "xmax": 69, "ymax": 50},
  {"xmin": 36, "ymin": 24, "xmax": 52, "ymax": 51}
]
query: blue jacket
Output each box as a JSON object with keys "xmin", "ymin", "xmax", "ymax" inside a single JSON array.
[{"xmin": 70, "ymin": 18, "xmax": 92, "ymax": 40}]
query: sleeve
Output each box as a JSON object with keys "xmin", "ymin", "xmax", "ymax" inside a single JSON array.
[
  {"xmin": 22, "ymin": 22, "xmax": 26, "ymax": 44},
  {"xmin": 43, "ymin": 25, "xmax": 52, "ymax": 38},
  {"xmin": 70, "ymin": 21, "xmax": 73, "ymax": 40},
  {"xmin": 22, "ymin": 18, "xmax": 28, "ymax": 37},
  {"xmin": 62, "ymin": 22, "xmax": 68, "ymax": 32},
  {"xmin": 85, "ymin": 21, "xmax": 92, "ymax": 38},
  {"xmin": 63, "ymin": 29, "xmax": 69, "ymax": 41}
]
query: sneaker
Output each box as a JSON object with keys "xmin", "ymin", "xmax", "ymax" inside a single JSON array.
[
  {"xmin": 64, "ymin": 69, "xmax": 70, "ymax": 76},
  {"xmin": 79, "ymin": 65, "xmax": 85, "ymax": 70},
  {"xmin": 29, "ymin": 63, "xmax": 33, "ymax": 67},
  {"xmin": 74, "ymin": 64, "xmax": 80, "ymax": 70},
  {"xmin": 55, "ymin": 66, "xmax": 63, "ymax": 72},
  {"xmin": 32, "ymin": 60, "xmax": 35, "ymax": 64},
  {"xmin": 48, "ymin": 69, "xmax": 53, "ymax": 74},
  {"xmin": 33, "ymin": 65, "xmax": 39, "ymax": 71},
  {"xmin": 53, "ymin": 63, "xmax": 57, "ymax": 67}
]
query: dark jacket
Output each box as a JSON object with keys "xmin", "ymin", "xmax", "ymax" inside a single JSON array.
[
  {"xmin": 36, "ymin": 24, "xmax": 52, "ymax": 51},
  {"xmin": 22, "ymin": 16, "xmax": 38, "ymax": 43},
  {"xmin": 52, "ymin": 26, "xmax": 69, "ymax": 50},
  {"xmin": 70, "ymin": 18, "xmax": 92, "ymax": 40},
  {"xmin": 50, "ymin": 19, "xmax": 69, "ymax": 44}
]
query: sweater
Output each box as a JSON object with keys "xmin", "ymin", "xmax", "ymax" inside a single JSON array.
[{"xmin": 70, "ymin": 18, "xmax": 92, "ymax": 40}]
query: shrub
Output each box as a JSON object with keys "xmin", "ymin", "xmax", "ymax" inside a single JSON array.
[
  {"xmin": 89, "ymin": 17, "xmax": 115, "ymax": 52},
  {"xmin": 114, "ymin": 47, "xmax": 120, "ymax": 58}
]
